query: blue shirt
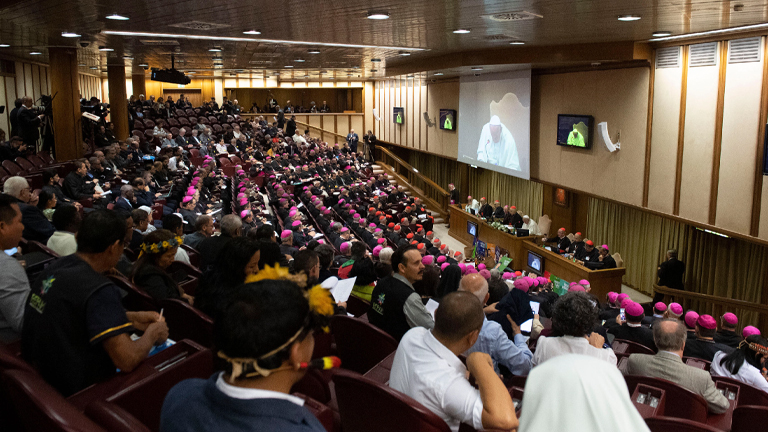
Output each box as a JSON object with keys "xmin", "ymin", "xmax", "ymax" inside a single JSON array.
[
  {"xmin": 465, "ymin": 317, "xmax": 533, "ymax": 376},
  {"xmin": 161, "ymin": 373, "xmax": 326, "ymax": 432}
]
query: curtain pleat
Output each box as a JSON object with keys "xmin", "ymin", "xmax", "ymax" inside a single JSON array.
[{"xmin": 587, "ymin": 197, "xmax": 767, "ymax": 327}]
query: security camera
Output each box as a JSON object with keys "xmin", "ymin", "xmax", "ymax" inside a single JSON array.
[{"xmin": 79, "ymin": 41, "xmax": 91, "ymax": 48}]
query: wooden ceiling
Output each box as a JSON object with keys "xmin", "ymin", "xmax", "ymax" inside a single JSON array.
[{"xmin": 0, "ymin": 0, "xmax": 766, "ymax": 79}]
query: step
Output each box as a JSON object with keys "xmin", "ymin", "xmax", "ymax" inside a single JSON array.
[{"xmin": 433, "ymin": 218, "xmax": 445, "ymax": 224}]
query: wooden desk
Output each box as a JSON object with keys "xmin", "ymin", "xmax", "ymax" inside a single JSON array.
[{"xmin": 448, "ymin": 205, "xmax": 625, "ymax": 301}]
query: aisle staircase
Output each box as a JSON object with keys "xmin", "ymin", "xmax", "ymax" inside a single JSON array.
[{"xmin": 371, "ymin": 164, "xmax": 446, "ymax": 225}]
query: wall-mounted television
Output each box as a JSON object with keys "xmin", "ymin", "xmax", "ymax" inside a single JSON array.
[
  {"xmin": 440, "ymin": 109, "xmax": 457, "ymax": 131},
  {"xmin": 527, "ymin": 251, "xmax": 544, "ymax": 275},
  {"xmin": 393, "ymin": 107, "xmax": 404, "ymax": 124},
  {"xmin": 557, "ymin": 114, "xmax": 594, "ymax": 149},
  {"xmin": 467, "ymin": 221, "xmax": 478, "ymax": 237}
]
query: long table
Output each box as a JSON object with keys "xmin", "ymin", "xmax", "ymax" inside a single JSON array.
[{"xmin": 448, "ymin": 205, "xmax": 625, "ymax": 301}]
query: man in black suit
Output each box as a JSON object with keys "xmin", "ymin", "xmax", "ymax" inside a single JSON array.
[
  {"xmin": 114, "ymin": 185, "xmax": 135, "ymax": 214},
  {"xmin": 0, "ymin": 136, "xmax": 27, "ymax": 162},
  {"xmin": 584, "ymin": 245, "xmax": 617, "ymax": 270},
  {"xmin": 285, "ymin": 115, "xmax": 297, "ymax": 137},
  {"xmin": 605, "ymin": 301, "xmax": 656, "ymax": 352},
  {"xmin": 492, "ymin": 200, "xmax": 504, "ymax": 219},
  {"xmin": 478, "ymin": 197, "xmax": 493, "ymax": 219},
  {"xmin": 448, "ymin": 183, "xmax": 459, "ymax": 204},
  {"xmin": 175, "ymin": 128, "xmax": 188, "ymax": 148},
  {"xmin": 63, "ymin": 160, "xmax": 99, "ymax": 201},
  {"xmin": 17, "ymin": 96, "xmax": 43, "ymax": 149},
  {"xmin": 542, "ymin": 227, "xmax": 571, "ymax": 254},
  {"xmin": 713, "ymin": 313, "xmax": 742, "ymax": 349},
  {"xmin": 683, "ymin": 314, "xmax": 734, "ymax": 362},
  {"xmin": 653, "ymin": 249, "xmax": 686, "ymax": 303},
  {"xmin": 9, "ymin": 98, "xmax": 22, "ymax": 137}
]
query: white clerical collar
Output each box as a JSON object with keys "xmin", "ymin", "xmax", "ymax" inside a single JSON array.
[
  {"xmin": 215, "ymin": 372, "xmax": 304, "ymax": 406},
  {"xmin": 627, "ymin": 322, "xmax": 642, "ymax": 328}
]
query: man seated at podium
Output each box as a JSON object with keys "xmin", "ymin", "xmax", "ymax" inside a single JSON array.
[
  {"xmin": 478, "ymin": 197, "xmax": 493, "ymax": 219},
  {"xmin": 542, "ymin": 228, "xmax": 571, "ymax": 254},
  {"xmin": 521, "ymin": 215, "xmax": 539, "ymax": 235},
  {"xmin": 492, "ymin": 200, "xmax": 504, "ymax": 219},
  {"xmin": 583, "ymin": 245, "xmax": 617, "ymax": 270}
]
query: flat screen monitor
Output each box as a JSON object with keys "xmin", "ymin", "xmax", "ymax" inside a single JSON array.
[
  {"xmin": 467, "ymin": 221, "xmax": 478, "ymax": 237},
  {"xmin": 557, "ymin": 114, "xmax": 594, "ymax": 149},
  {"xmin": 527, "ymin": 251, "xmax": 543, "ymax": 275},
  {"xmin": 439, "ymin": 109, "xmax": 457, "ymax": 131},
  {"xmin": 393, "ymin": 107, "xmax": 404, "ymax": 124}
]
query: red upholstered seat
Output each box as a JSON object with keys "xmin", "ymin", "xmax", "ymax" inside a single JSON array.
[
  {"xmin": 142, "ymin": 119, "xmax": 155, "ymax": 129},
  {"xmin": 26, "ymin": 155, "xmax": 46, "ymax": 168},
  {"xmin": 345, "ymin": 295, "xmax": 371, "ymax": 317},
  {"xmin": 178, "ymin": 117, "xmax": 190, "ymax": 126},
  {"xmin": 330, "ymin": 315, "xmax": 398, "ymax": 374},
  {"xmin": 133, "ymin": 120, "xmax": 144, "ymax": 130},
  {"xmin": 84, "ymin": 343, "xmax": 213, "ymax": 431},
  {"xmin": 158, "ymin": 298, "xmax": 213, "ymax": 348},
  {"xmin": 363, "ymin": 351, "xmax": 395, "ymax": 384},
  {"xmin": 175, "ymin": 109, "xmax": 186, "ymax": 117},
  {"xmin": 731, "ymin": 405, "xmax": 768, "ymax": 432},
  {"xmin": 645, "ymin": 416, "xmax": 723, "ymax": 432},
  {"xmin": 15, "ymin": 157, "xmax": 36, "ymax": 172},
  {"xmin": 230, "ymin": 155, "xmax": 243, "ymax": 165},
  {"xmin": 212, "ymin": 124, "xmax": 223, "ymax": 133},
  {"xmin": 3, "ymin": 160, "xmax": 24, "ymax": 176},
  {"xmin": 333, "ymin": 369, "xmax": 451, "ymax": 432},
  {"xmin": 185, "ymin": 109, "xmax": 195, "ymax": 116},
  {"xmin": 180, "ymin": 244, "xmax": 201, "ymax": 268},
  {"xmin": 108, "ymin": 274, "xmax": 158, "ymax": 312},
  {"xmin": 612, "ymin": 339, "xmax": 655, "ymax": 355},
  {"xmin": 713, "ymin": 376, "xmax": 768, "ymax": 407},
  {"xmin": 167, "ymin": 118, "xmax": 180, "ymax": 127},
  {"xmin": 624, "ymin": 375, "xmax": 708, "ymax": 423},
  {"xmin": 219, "ymin": 157, "xmax": 232, "ymax": 166},
  {"xmin": 189, "ymin": 117, "xmax": 198, "ymax": 125},
  {"xmin": 170, "ymin": 127, "xmax": 180, "ymax": 136},
  {"xmin": 2, "ymin": 369, "xmax": 108, "ymax": 432},
  {"xmin": 197, "ymin": 117, "xmax": 208, "ymax": 124},
  {"xmin": 684, "ymin": 357, "xmax": 711, "ymax": 371},
  {"xmin": 85, "ymin": 400, "xmax": 152, "ymax": 432},
  {"xmin": 293, "ymin": 393, "xmax": 335, "ymax": 432},
  {"xmin": 39, "ymin": 152, "xmax": 55, "ymax": 164},
  {"xmin": 208, "ymin": 116, "xmax": 218, "ymax": 124}
]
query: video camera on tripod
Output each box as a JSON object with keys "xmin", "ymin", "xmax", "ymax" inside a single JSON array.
[{"xmin": 30, "ymin": 94, "xmax": 53, "ymax": 116}]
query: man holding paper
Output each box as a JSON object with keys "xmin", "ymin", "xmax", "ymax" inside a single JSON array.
[{"xmin": 368, "ymin": 245, "xmax": 434, "ymax": 341}]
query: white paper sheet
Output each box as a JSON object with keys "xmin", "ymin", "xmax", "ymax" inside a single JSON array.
[
  {"xmin": 425, "ymin": 299, "xmax": 440, "ymax": 320},
  {"xmin": 330, "ymin": 276, "xmax": 356, "ymax": 303}
]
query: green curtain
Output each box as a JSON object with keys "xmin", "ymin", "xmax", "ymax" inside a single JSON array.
[
  {"xmin": 408, "ymin": 152, "xmax": 464, "ymax": 194},
  {"xmin": 587, "ymin": 197, "xmax": 768, "ymax": 327}
]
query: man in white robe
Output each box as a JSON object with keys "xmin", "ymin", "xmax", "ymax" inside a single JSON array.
[{"xmin": 476, "ymin": 115, "xmax": 520, "ymax": 171}]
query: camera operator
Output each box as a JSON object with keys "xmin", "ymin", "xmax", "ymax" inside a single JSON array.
[
  {"xmin": 0, "ymin": 136, "xmax": 27, "ymax": 162},
  {"xmin": 18, "ymin": 96, "xmax": 43, "ymax": 150}
]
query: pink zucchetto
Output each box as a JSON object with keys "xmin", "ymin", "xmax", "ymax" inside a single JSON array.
[
  {"xmin": 722, "ymin": 312, "xmax": 738, "ymax": 326},
  {"xmin": 697, "ymin": 314, "xmax": 717, "ymax": 330},
  {"xmin": 607, "ymin": 292, "xmax": 619, "ymax": 304},
  {"xmin": 291, "ymin": 220, "xmax": 301, "ymax": 227},
  {"xmin": 743, "ymin": 326, "xmax": 762, "ymax": 338},
  {"xmin": 684, "ymin": 311, "xmax": 700, "ymax": 329},
  {"xmin": 437, "ymin": 255, "xmax": 447, "ymax": 264},
  {"xmin": 513, "ymin": 278, "xmax": 530, "ymax": 293},
  {"xmin": 441, "ymin": 263, "xmax": 450, "ymax": 272},
  {"xmin": 668, "ymin": 302, "xmax": 683, "ymax": 316},
  {"xmin": 281, "ymin": 230, "xmax": 292, "ymax": 239},
  {"xmin": 502, "ymin": 272, "xmax": 513, "ymax": 280},
  {"xmin": 340, "ymin": 242, "xmax": 351, "ymax": 253},
  {"xmin": 240, "ymin": 210, "xmax": 250, "ymax": 219},
  {"xmin": 625, "ymin": 302, "xmax": 644, "ymax": 318},
  {"xmin": 182, "ymin": 196, "xmax": 192, "ymax": 203},
  {"xmin": 569, "ymin": 285, "xmax": 586, "ymax": 292},
  {"xmin": 479, "ymin": 269, "xmax": 491, "ymax": 280},
  {"xmin": 373, "ymin": 246, "xmax": 383, "ymax": 257},
  {"xmin": 422, "ymin": 255, "xmax": 434, "ymax": 266},
  {"xmin": 477, "ymin": 263, "xmax": 486, "ymax": 270}
]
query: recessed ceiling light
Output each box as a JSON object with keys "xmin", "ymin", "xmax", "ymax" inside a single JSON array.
[
  {"xmin": 304, "ymin": 74, "xmax": 309, "ymax": 78},
  {"xmin": 243, "ymin": 30, "xmax": 261, "ymax": 35},
  {"xmin": 398, "ymin": 51, "xmax": 411, "ymax": 56},
  {"xmin": 294, "ymin": 59, "xmax": 306, "ymax": 62},
  {"xmin": 78, "ymin": 63, "xmax": 86, "ymax": 67},
  {"xmin": 208, "ymin": 47, "xmax": 222, "ymax": 52},
  {"xmin": 0, "ymin": 44, "xmax": 9, "ymax": 48},
  {"xmin": 617, "ymin": 15, "xmax": 641, "ymax": 21},
  {"xmin": 139, "ymin": 63, "xmax": 148, "ymax": 67},
  {"xmin": 98, "ymin": 46, "xmax": 113, "ymax": 51},
  {"xmin": 123, "ymin": 56, "xmax": 133, "ymax": 60},
  {"xmin": 591, "ymin": 62, "xmax": 601, "ymax": 67},
  {"xmin": 371, "ymin": 58, "xmax": 381, "ymax": 62},
  {"xmin": 328, "ymin": 77, "xmax": 334, "ymax": 80},
  {"xmin": 471, "ymin": 66, "xmax": 483, "ymax": 70},
  {"xmin": 307, "ymin": 49, "xmax": 321, "ymax": 54},
  {"xmin": 453, "ymin": 29, "xmax": 471, "ymax": 34},
  {"xmin": 90, "ymin": 66, "xmax": 98, "ymax": 69},
  {"xmin": 30, "ymin": 51, "xmax": 42, "ymax": 55},
  {"xmin": 106, "ymin": 13, "xmax": 129, "ymax": 20},
  {"xmin": 101, "ymin": 30, "xmax": 426, "ymax": 51},
  {"xmin": 652, "ymin": 31, "xmax": 672, "ymax": 37},
  {"xmin": 406, "ymin": 75, "xmax": 414, "ymax": 78},
  {"xmin": 285, "ymin": 65, "xmax": 293, "ymax": 68},
  {"xmin": 351, "ymin": 65, "xmax": 360, "ymax": 69},
  {"xmin": 434, "ymin": 72, "xmax": 443, "ymax": 76},
  {"xmin": 367, "ymin": 12, "xmax": 390, "ymax": 20},
  {"xmin": 509, "ymin": 41, "xmax": 525, "ymax": 45},
  {"xmin": 61, "ymin": 31, "xmax": 81, "ymax": 38}
]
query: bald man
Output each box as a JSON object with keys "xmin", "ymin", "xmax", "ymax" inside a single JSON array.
[
  {"xmin": 390, "ymin": 291, "xmax": 518, "ymax": 432},
  {"xmin": 460, "ymin": 273, "xmax": 533, "ymax": 376}
]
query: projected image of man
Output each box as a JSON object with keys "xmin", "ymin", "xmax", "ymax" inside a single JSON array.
[{"xmin": 476, "ymin": 115, "xmax": 520, "ymax": 171}]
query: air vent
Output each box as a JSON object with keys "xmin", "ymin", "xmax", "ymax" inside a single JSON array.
[
  {"xmin": 689, "ymin": 42, "xmax": 718, "ymax": 67},
  {"xmin": 729, "ymin": 37, "xmax": 762, "ymax": 64},
  {"xmin": 249, "ymin": 60, "xmax": 273, "ymax": 65},
  {"xmin": 140, "ymin": 39, "xmax": 180, "ymax": 46},
  {"xmin": 656, "ymin": 46, "xmax": 681, "ymax": 68},
  {"xmin": 484, "ymin": 11, "xmax": 543, "ymax": 22},
  {"xmin": 168, "ymin": 21, "xmax": 231, "ymax": 31}
]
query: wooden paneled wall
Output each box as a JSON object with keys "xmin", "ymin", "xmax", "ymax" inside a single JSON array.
[
  {"xmin": 0, "ymin": 61, "xmax": 55, "ymax": 137},
  {"xmin": 143, "ymin": 78, "xmax": 216, "ymax": 103}
]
